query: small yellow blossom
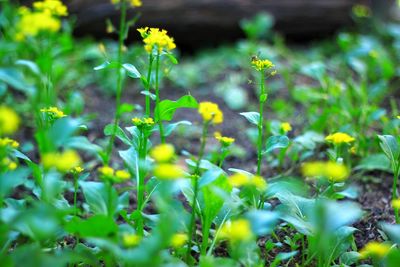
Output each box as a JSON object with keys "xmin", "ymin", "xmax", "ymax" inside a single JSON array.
[
  {"xmin": 218, "ymin": 219, "xmax": 253, "ymax": 243},
  {"xmin": 122, "ymin": 233, "xmax": 141, "ymax": 247},
  {"xmin": 132, "ymin": 117, "xmax": 155, "ymax": 127},
  {"xmin": 71, "ymin": 166, "xmax": 84, "ymax": 174},
  {"xmin": 40, "ymin": 106, "xmax": 67, "ymax": 119},
  {"xmin": 392, "ymin": 199, "xmax": 400, "ymax": 210},
  {"xmin": 143, "ymin": 118, "xmax": 154, "ymax": 125},
  {"xmin": 251, "ymin": 175, "xmax": 267, "ymax": 191},
  {"xmin": 154, "ymin": 164, "xmax": 184, "ymax": 180},
  {"xmin": 0, "ymin": 138, "xmax": 20, "ymax": 149},
  {"xmin": 302, "ymin": 161, "xmax": 349, "ymax": 182},
  {"xmin": 33, "ymin": 0, "xmax": 68, "ymax": 17},
  {"xmin": 251, "ymin": 56, "xmax": 274, "ymax": 71},
  {"xmin": 150, "ymin": 144, "xmax": 175, "ymax": 163},
  {"xmin": 98, "ymin": 166, "xmax": 115, "ymax": 178},
  {"xmin": 0, "ymin": 106, "xmax": 20, "ymax": 136},
  {"xmin": 280, "ymin": 122, "xmax": 292, "ymax": 133},
  {"xmin": 170, "ymin": 233, "xmax": 188, "ymax": 248},
  {"xmin": 138, "ymin": 27, "xmax": 176, "ymax": 54},
  {"xmin": 42, "ymin": 150, "xmax": 81, "ymax": 173},
  {"xmin": 198, "ymin": 102, "xmax": 223, "ymax": 125},
  {"xmin": 359, "ymin": 241, "xmax": 391, "ymax": 259},
  {"xmin": 325, "ymin": 132, "xmax": 355, "ymax": 145},
  {"xmin": 1, "ymin": 158, "xmax": 18, "ymax": 171},
  {"xmin": 228, "ymin": 173, "xmax": 250, "ymax": 188},
  {"xmin": 214, "ymin": 132, "xmax": 235, "ymax": 146},
  {"xmin": 349, "ymin": 146, "xmax": 357, "ymax": 155},
  {"xmin": 115, "ymin": 170, "xmax": 131, "ymax": 181},
  {"xmin": 111, "ymin": 0, "xmax": 142, "ymax": 7}
]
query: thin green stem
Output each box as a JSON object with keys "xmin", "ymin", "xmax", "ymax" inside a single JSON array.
[
  {"xmin": 136, "ymin": 130, "xmax": 147, "ymax": 236},
  {"xmin": 145, "ymin": 54, "xmax": 154, "ymax": 117},
  {"xmin": 73, "ymin": 174, "xmax": 78, "ymax": 217},
  {"xmin": 155, "ymin": 53, "xmax": 166, "ymax": 143},
  {"xmin": 393, "ymin": 168, "xmax": 399, "ymax": 223},
  {"xmin": 256, "ymin": 71, "xmax": 266, "ymax": 175},
  {"xmin": 105, "ymin": 0, "xmax": 127, "ymax": 164},
  {"xmin": 186, "ymin": 122, "xmax": 209, "ymax": 263}
]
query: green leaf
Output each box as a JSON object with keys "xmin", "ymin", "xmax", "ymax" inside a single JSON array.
[
  {"xmin": 246, "ymin": 210, "xmax": 280, "ymax": 236},
  {"xmin": 49, "ymin": 118, "xmax": 81, "ymax": 148},
  {"xmin": 0, "ymin": 68, "xmax": 35, "ymax": 95},
  {"xmin": 104, "ymin": 124, "xmax": 133, "ymax": 146},
  {"xmin": 79, "ymin": 181, "xmax": 118, "ymax": 216},
  {"xmin": 381, "ymin": 223, "xmax": 400, "ymax": 244},
  {"xmin": 155, "ymin": 95, "xmax": 198, "ymax": 121},
  {"xmin": 164, "ymin": 120, "xmax": 192, "ymax": 136},
  {"xmin": 122, "ymin": 63, "xmax": 141, "ymax": 78},
  {"xmin": 0, "ymin": 168, "xmax": 30, "ymax": 199},
  {"xmin": 16, "ymin": 60, "xmax": 40, "ymax": 76},
  {"xmin": 378, "ymin": 135, "xmax": 400, "ymax": 169},
  {"xmin": 140, "ymin": 90, "xmax": 156, "ymax": 100},
  {"xmin": 264, "ymin": 135, "xmax": 289, "ymax": 154},
  {"xmin": 93, "ymin": 61, "xmax": 119, "ymax": 71},
  {"xmin": 355, "ymin": 153, "xmax": 392, "ymax": 173},
  {"xmin": 65, "ymin": 215, "xmax": 118, "ymax": 238},
  {"xmin": 166, "ymin": 53, "xmax": 178, "ymax": 64},
  {"xmin": 240, "ymin": 112, "xmax": 260, "ymax": 126}
]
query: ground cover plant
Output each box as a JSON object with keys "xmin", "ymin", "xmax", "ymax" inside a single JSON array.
[{"xmin": 1, "ymin": 0, "xmax": 400, "ymax": 266}]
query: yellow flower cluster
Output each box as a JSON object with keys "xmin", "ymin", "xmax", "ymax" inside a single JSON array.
[
  {"xmin": 359, "ymin": 241, "xmax": 391, "ymax": 259},
  {"xmin": 15, "ymin": 0, "xmax": 67, "ymax": 41},
  {"xmin": 170, "ymin": 233, "xmax": 188, "ymax": 248},
  {"xmin": 71, "ymin": 166, "xmax": 84, "ymax": 174},
  {"xmin": 280, "ymin": 122, "xmax": 292, "ymax": 133},
  {"xmin": 218, "ymin": 219, "xmax": 253, "ymax": 243},
  {"xmin": 214, "ymin": 132, "xmax": 235, "ymax": 146},
  {"xmin": 392, "ymin": 199, "xmax": 400, "ymax": 209},
  {"xmin": 0, "ymin": 106, "xmax": 20, "ymax": 136},
  {"xmin": 111, "ymin": 0, "xmax": 142, "ymax": 7},
  {"xmin": 150, "ymin": 143, "xmax": 175, "ymax": 162},
  {"xmin": 251, "ymin": 57, "xmax": 274, "ymax": 71},
  {"xmin": 198, "ymin": 102, "xmax": 223, "ymax": 125},
  {"xmin": 1, "ymin": 157, "xmax": 18, "ymax": 171},
  {"xmin": 325, "ymin": 132, "xmax": 355, "ymax": 145},
  {"xmin": 42, "ymin": 150, "xmax": 81, "ymax": 173},
  {"xmin": 154, "ymin": 164, "xmax": 184, "ymax": 180},
  {"xmin": 137, "ymin": 27, "xmax": 176, "ymax": 54},
  {"xmin": 132, "ymin": 117, "xmax": 155, "ymax": 127},
  {"xmin": 122, "ymin": 233, "xmax": 141, "ymax": 247},
  {"xmin": 40, "ymin": 106, "xmax": 67, "ymax": 119},
  {"xmin": 301, "ymin": 161, "xmax": 349, "ymax": 182},
  {"xmin": 33, "ymin": 0, "xmax": 68, "ymax": 16},
  {"xmin": 0, "ymin": 138, "xmax": 20, "ymax": 149},
  {"xmin": 98, "ymin": 166, "xmax": 131, "ymax": 183},
  {"xmin": 228, "ymin": 173, "xmax": 267, "ymax": 191}
]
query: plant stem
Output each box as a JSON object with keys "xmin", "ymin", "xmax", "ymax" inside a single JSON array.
[
  {"xmin": 73, "ymin": 174, "xmax": 78, "ymax": 218},
  {"xmin": 155, "ymin": 53, "xmax": 165, "ymax": 143},
  {"xmin": 105, "ymin": 0, "xmax": 127, "ymax": 164},
  {"xmin": 186, "ymin": 122, "xmax": 209, "ymax": 263},
  {"xmin": 145, "ymin": 54, "xmax": 154, "ymax": 117},
  {"xmin": 136, "ymin": 130, "xmax": 147, "ymax": 236},
  {"xmin": 393, "ymin": 168, "xmax": 399, "ymax": 223},
  {"xmin": 256, "ymin": 71, "xmax": 266, "ymax": 175}
]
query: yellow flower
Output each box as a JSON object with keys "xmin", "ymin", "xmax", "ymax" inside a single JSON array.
[
  {"xmin": 302, "ymin": 161, "xmax": 349, "ymax": 182},
  {"xmin": 143, "ymin": 118, "xmax": 154, "ymax": 125},
  {"xmin": 111, "ymin": 0, "xmax": 142, "ymax": 7},
  {"xmin": 98, "ymin": 166, "xmax": 115, "ymax": 178},
  {"xmin": 150, "ymin": 144, "xmax": 175, "ymax": 163},
  {"xmin": 115, "ymin": 170, "xmax": 131, "ymax": 181},
  {"xmin": 71, "ymin": 166, "xmax": 84, "ymax": 174},
  {"xmin": 218, "ymin": 219, "xmax": 253, "ymax": 243},
  {"xmin": 198, "ymin": 102, "xmax": 223, "ymax": 125},
  {"xmin": 0, "ymin": 106, "xmax": 20, "ymax": 136},
  {"xmin": 15, "ymin": 7, "xmax": 62, "ymax": 40},
  {"xmin": 392, "ymin": 199, "xmax": 400, "ymax": 209},
  {"xmin": 0, "ymin": 138, "xmax": 20, "ymax": 149},
  {"xmin": 170, "ymin": 233, "xmax": 188, "ymax": 248},
  {"xmin": 251, "ymin": 175, "xmax": 267, "ymax": 191},
  {"xmin": 138, "ymin": 27, "xmax": 176, "ymax": 54},
  {"xmin": 40, "ymin": 106, "xmax": 67, "ymax": 119},
  {"xmin": 154, "ymin": 164, "xmax": 184, "ymax": 180},
  {"xmin": 251, "ymin": 56, "xmax": 274, "ymax": 71},
  {"xmin": 325, "ymin": 132, "xmax": 355, "ymax": 145},
  {"xmin": 214, "ymin": 132, "xmax": 235, "ymax": 146},
  {"xmin": 42, "ymin": 150, "xmax": 81, "ymax": 173},
  {"xmin": 33, "ymin": 0, "xmax": 68, "ymax": 16},
  {"xmin": 228, "ymin": 173, "xmax": 250, "ymax": 188},
  {"xmin": 280, "ymin": 122, "xmax": 292, "ymax": 133},
  {"xmin": 122, "ymin": 233, "xmax": 141, "ymax": 247},
  {"xmin": 359, "ymin": 242, "xmax": 391, "ymax": 259},
  {"xmin": 132, "ymin": 117, "xmax": 154, "ymax": 127},
  {"xmin": 1, "ymin": 158, "xmax": 18, "ymax": 171}
]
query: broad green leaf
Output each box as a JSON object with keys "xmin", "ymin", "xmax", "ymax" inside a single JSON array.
[
  {"xmin": 93, "ymin": 61, "xmax": 119, "ymax": 71},
  {"xmin": 264, "ymin": 135, "xmax": 289, "ymax": 154},
  {"xmin": 79, "ymin": 181, "xmax": 118, "ymax": 216},
  {"xmin": 0, "ymin": 168, "xmax": 30, "ymax": 199},
  {"xmin": 164, "ymin": 120, "xmax": 192, "ymax": 136},
  {"xmin": 378, "ymin": 135, "xmax": 400, "ymax": 168},
  {"xmin": 155, "ymin": 95, "xmax": 198, "ymax": 121},
  {"xmin": 240, "ymin": 112, "xmax": 260, "ymax": 126},
  {"xmin": 65, "ymin": 215, "xmax": 118, "ymax": 238},
  {"xmin": 104, "ymin": 124, "xmax": 133, "ymax": 146},
  {"xmin": 16, "ymin": 60, "xmax": 40, "ymax": 75},
  {"xmin": 246, "ymin": 210, "xmax": 280, "ymax": 236},
  {"xmin": 354, "ymin": 153, "xmax": 392, "ymax": 173},
  {"xmin": 0, "ymin": 68, "xmax": 35, "ymax": 95},
  {"xmin": 381, "ymin": 223, "xmax": 400, "ymax": 244},
  {"xmin": 122, "ymin": 63, "xmax": 141, "ymax": 78},
  {"xmin": 49, "ymin": 118, "xmax": 81, "ymax": 148}
]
